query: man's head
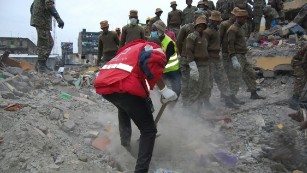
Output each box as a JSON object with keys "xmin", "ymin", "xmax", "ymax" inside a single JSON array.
[
  {"xmin": 170, "ymin": 1, "xmax": 177, "ymax": 10},
  {"xmin": 234, "ymin": 9, "xmax": 248, "ymax": 25},
  {"xmin": 186, "ymin": 0, "xmax": 193, "ymax": 6},
  {"xmin": 194, "ymin": 10, "xmax": 204, "ymax": 23},
  {"xmin": 230, "ymin": 7, "xmax": 240, "ymax": 22},
  {"xmin": 152, "ymin": 20, "xmax": 166, "ymax": 40},
  {"xmin": 100, "ymin": 20, "xmax": 109, "ymax": 32},
  {"xmin": 115, "ymin": 28, "xmax": 121, "ymax": 34},
  {"xmin": 146, "ymin": 17, "xmax": 151, "ymax": 25},
  {"xmin": 129, "ymin": 10, "xmax": 138, "ymax": 25},
  {"xmin": 194, "ymin": 15, "xmax": 207, "ymax": 33},
  {"xmin": 209, "ymin": 10, "xmax": 222, "ymax": 26},
  {"xmin": 197, "ymin": 1, "xmax": 205, "ymax": 10},
  {"xmin": 155, "ymin": 8, "xmax": 163, "ymax": 17}
]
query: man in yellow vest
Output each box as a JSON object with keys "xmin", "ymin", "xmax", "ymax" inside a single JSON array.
[{"xmin": 151, "ymin": 20, "xmax": 181, "ymax": 98}]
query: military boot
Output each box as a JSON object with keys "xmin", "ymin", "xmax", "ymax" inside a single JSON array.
[
  {"xmin": 250, "ymin": 91, "xmax": 266, "ymax": 100},
  {"xmin": 225, "ymin": 96, "xmax": 240, "ymax": 109},
  {"xmin": 37, "ymin": 60, "xmax": 52, "ymax": 74},
  {"xmin": 230, "ymin": 95, "xmax": 245, "ymax": 105},
  {"xmin": 203, "ymin": 100, "xmax": 216, "ymax": 110},
  {"xmin": 289, "ymin": 96, "xmax": 300, "ymax": 110}
]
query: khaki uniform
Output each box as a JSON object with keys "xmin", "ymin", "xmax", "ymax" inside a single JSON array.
[
  {"xmin": 186, "ymin": 31, "xmax": 210, "ymax": 106},
  {"xmin": 176, "ymin": 23, "xmax": 195, "ymax": 105},
  {"xmin": 167, "ymin": 9, "xmax": 182, "ymax": 36},
  {"xmin": 216, "ymin": 0, "xmax": 234, "ymax": 20},
  {"xmin": 220, "ymin": 20, "xmax": 240, "ymax": 95},
  {"xmin": 227, "ymin": 22, "xmax": 257, "ymax": 94},
  {"xmin": 203, "ymin": 25, "xmax": 231, "ymax": 98},
  {"xmin": 97, "ymin": 31, "xmax": 119, "ymax": 65},
  {"xmin": 182, "ymin": 6, "xmax": 198, "ymax": 25},
  {"xmin": 292, "ymin": 45, "xmax": 307, "ymax": 97},
  {"xmin": 120, "ymin": 24, "xmax": 145, "ymax": 48},
  {"xmin": 253, "ymin": 0, "xmax": 266, "ymax": 32},
  {"xmin": 205, "ymin": 0, "xmax": 216, "ymax": 10},
  {"xmin": 30, "ymin": 0, "xmax": 55, "ymax": 61}
]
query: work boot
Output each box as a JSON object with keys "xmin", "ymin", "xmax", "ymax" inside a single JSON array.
[
  {"xmin": 230, "ymin": 95, "xmax": 245, "ymax": 105},
  {"xmin": 225, "ymin": 96, "xmax": 240, "ymax": 109},
  {"xmin": 203, "ymin": 100, "xmax": 216, "ymax": 110},
  {"xmin": 250, "ymin": 91, "xmax": 266, "ymax": 100},
  {"xmin": 37, "ymin": 60, "xmax": 52, "ymax": 74},
  {"xmin": 289, "ymin": 95, "xmax": 300, "ymax": 110}
]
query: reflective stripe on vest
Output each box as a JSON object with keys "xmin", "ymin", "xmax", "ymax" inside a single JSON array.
[
  {"xmin": 161, "ymin": 35, "xmax": 179, "ymax": 73},
  {"xmin": 102, "ymin": 63, "xmax": 133, "ymax": 72}
]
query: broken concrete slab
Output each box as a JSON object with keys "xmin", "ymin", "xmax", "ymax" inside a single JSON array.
[
  {"xmin": 262, "ymin": 70, "xmax": 275, "ymax": 78},
  {"xmin": 255, "ymin": 57, "xmax": 292, "ymax": 71}
]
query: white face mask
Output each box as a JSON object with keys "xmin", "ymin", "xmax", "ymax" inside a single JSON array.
[{"xmin": 130, "ymin": 18, "xmax": 138, "ymax": 25}]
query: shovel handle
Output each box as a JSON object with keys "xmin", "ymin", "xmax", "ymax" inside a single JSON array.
[{"xmin": 154, "ymin": 103, "xmax": 168, "ymax": 126}]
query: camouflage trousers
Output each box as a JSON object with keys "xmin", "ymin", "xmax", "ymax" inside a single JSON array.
[
  {"xmin": 209, "ymin": 57, "xmax": 231, "ymax": 97},
  {"xmin": 292, "ymin": 66, "xmax": 307, "ymax": 97},
  {"xmin": 236, "ymin": 54, "xmax": 257, "ymax": 92},
  {"xmin": 179, "ymin": 56, "xmax": 191, "ymax": 106},
  {"xmin": 253, "ymin": 6, "xmax": 264, "ymax": 32},
  {"xmin": 222, "ymin": 53, "xmax": 241, "ymax": 95},
  {"xmin": 36, "ymin": 28, "xmax": 54, "ymax": 61}
]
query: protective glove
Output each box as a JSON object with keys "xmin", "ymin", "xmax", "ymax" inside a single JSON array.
[
  {"xmin": 56, "ymin": 18, "xmax": 64, "ymax": 29},
  {"xmin": 188, "ymin": 61, "xmax": 199, "ymax": 81},
  {"xmin": 159, "ymin": 86, "xmax": 178, "ymax": 104},
  {"xmin": 231, "ymin": 56, "xmax": 241, "ymax": 70}
]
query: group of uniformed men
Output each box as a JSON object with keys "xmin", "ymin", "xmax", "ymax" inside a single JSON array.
[{"xmin": 97, "ymin": 0, "xmax": 271, "ymax": 112}]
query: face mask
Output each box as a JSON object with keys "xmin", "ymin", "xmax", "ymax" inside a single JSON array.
[
  {"xmin": 150, "ymin": 31, "xmax": 159, "ymax": 38},
  {"xmin": 198, "ymin": 7, "xmax": 204, "ymax": 11},
  {"xmin": 130, "ymin": 18, "xmax": 138, "ymax": 25}
]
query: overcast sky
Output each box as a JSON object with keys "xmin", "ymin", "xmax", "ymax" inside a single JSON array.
[{"xmin": 0, "ymin": 0, "xmax": 217, "ymax": 54}]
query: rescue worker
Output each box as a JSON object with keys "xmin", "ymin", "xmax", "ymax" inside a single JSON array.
[
  {"xmin": 149, "ymin": 8, "xmax": 163, "ymax": 32},
  {"xmin": 203, "ymin": 10, "xmax": 239, "ymax": 109},
  {"xmin": 197, "ymin": 1, "xmax": 211, "ymax": 18},
  {"xmin": 115, "ymin": 27, "xmax": 122, "ymax": 40},
  {"xmin": 94, "ymin": 38, "xmax": 177, "ymax": 173},
  {"xmin": 253, "ymin": 0, "xmax": 266, "ymax": 32},
  {"xmin": 203, "ymin": 0, "xmax": 216, "ymax": 10},
  {"xmin": 120, "ymin": 10, "xmax": 145, "ymax": 48},
  {"xmin": 226, "ymin": 9, "xmax": 266, "ymax": 100},
  {"xmin": 185, "ymin": 15, "xmax": 210, "ymax": 112},
  {"xmin": 177, "ymin": 10, "xmax": 205, "ymax": 107},
  {"xmin": 30, "ymin": 0, "xmax": 64, "ymax": 73},
  {"xmin": 220, "ymin": 7, "xmax": 245, "ymax": 105},
  {"xmin": 182, "ymin": 0, "xmax": 198, "ymax": 26},
  {"xmin": 151, "ymin": 21, "xmax": 181, "ymax": 98},
  {"xmin": 289, "ymin": 44, "xmax": 307, "ymax": 110},
  {"xmin": 167, "ymin": 1, "xmax": 182, "ymax": 37},
  {"xmin": 97, "ymin": 20, "xmax": 119, "ymax": 67},
  {"xmin": 216, "ymin": 0, "xmax": 234, "ymax": 21}
]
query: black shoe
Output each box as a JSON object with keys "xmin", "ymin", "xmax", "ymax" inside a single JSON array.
[
  {"xmin": 250, "ymin": 91, "xmax": 266, "ymax": 100},
  {"xmin": 225, "ymin": 96, "xmax": 240, "ymax": 109},
  {"xmin": 289, "ymin": 96, "xmax": 300, "ymax": 110},
  {"xmin": 230, "ymin": 95, "xmax": 245, "ymax": 105},
  {"xmin": 37, "ymin": 60, "xmax": 52, "ymax": 74},
  {"xmin": 203, "ymin": 101, "xmax": 216, "ymax": 110}
]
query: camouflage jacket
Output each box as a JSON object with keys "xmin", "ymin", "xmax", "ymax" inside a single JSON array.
[
  {"xmin": 30, "ymin": 0, "xmax": 55, "ymax": 30},
  {"xmin": 203, "ymin": 24, "xmax": 221, "ymax": 58},
  {"xmin": 182, "ymin": 6, "xmax": 198, "ymax": 25},
  {"xmin": 168, "ymin": 9, "xmax": 182, "ymax": 26},
  {"xmin": 186, "ymin": 31, "xmax": 209, "ymax": 66},
  {"xmin": 120, "ymin": 24, "xmax": 145, "ymax": 48},
  {"xmin": 176, "ymin": 23, "xmax": 195, "ymax": 57},
  {"xmin": 292, "ymin": 44, "xmax": 307, "ymax": 67},
  {"xmin": 216, "ymin": 0, "xmax": 234, "ymax": 20},
  {"xmin": 227, "ymin": 22, "xmax": 248, "ymax": 56}
]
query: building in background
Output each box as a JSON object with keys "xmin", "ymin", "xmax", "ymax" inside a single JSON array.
[
  {"xmin": 0, "ymin": 37, "xmax": 37, "ymax": 54},
  {"xmin": 78, "ymin": 29, "xmax": 100, "ymax": 64},
  {"xmin": 61, "ymin": 42, "xmax": 73, "ymax": 65}
]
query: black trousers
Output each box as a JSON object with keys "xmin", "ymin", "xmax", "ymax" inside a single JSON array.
[{"xmin": 102, "ymin": 93, "xmax": 157, "ymax": 173}]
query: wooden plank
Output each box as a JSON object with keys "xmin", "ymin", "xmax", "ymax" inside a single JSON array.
[{"xmin": 283, "ymin": 0, "xmax": 306, "ymax": 10}]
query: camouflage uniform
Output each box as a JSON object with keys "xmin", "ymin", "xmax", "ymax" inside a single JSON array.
[
  {"xmin": 182, "ymin": 6, "xmax": 198, "ymax": 25},
  {"xmin": 237, "ymin": 4, "xmax": 254, "ymax": 37},
  {"xmin": 269, "ymin": 0, "xmax": 285, "ymax": 20},
  {"xmin": 263, "ymin": 5, "xmax": 279, "ymax": 30},
  {"xmin": 203, "ymin": 24, "xmax": 231, "ymax": 98},
  {"xmin": 185, "ymin": 31, "xmax": 210, "ymax": 108},
  {"xmin": 227, "ymin": 22, "xmax": 257, "ymax": 94},
  {"xmin": 167, "ymin": 9, "xmax": 182, "ymax": 37},
  {"xmin": 220, "ymin": 19, "xmax": 239, "ymax": 95},
  {"xmin": 120, "ymin": 24, "xmax": 145, "ymax": 48},
  {"xmin": 30, "ymin": 0, "xmax": 55, "ymax": 61},
  {"xmin": 204, "ymin": 0, "xmax": 216, "ymax": 10},
  {"xmin": 253, "ymin": 0, "xmax": 266, "ymax": 32},
  {"xmin": 97, "ymin": 31, "xmax": 119, "ymax": 65},
  {"xmin": 291, "ymin": 45, "xmax": 307, "ymax": 98},
  {"xmin": 216, "ymin": 0, "xmax": 234, "ymax": 21}
]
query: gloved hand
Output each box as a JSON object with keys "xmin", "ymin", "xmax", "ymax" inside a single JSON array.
[
  {"xmin": 189, "ymin": 61, "xmax": 199, "ymax": 81},
  {"xmin": 56, "ymin": 18, "xmax": 64, "ymax": 29},
  {"xmin": 159, "ymin": 86, "xmax": 178, "ymax": 104},
  {"xmin": 231, "ymin": 56, "xmax": 241, "ymax": 70}
]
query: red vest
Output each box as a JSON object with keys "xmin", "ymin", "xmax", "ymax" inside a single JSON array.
[{"xmin": 94, "ymin": 40, "xmax": 166, "ymax": 98}]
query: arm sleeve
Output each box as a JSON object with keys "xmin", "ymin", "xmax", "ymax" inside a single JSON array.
[
  {"xmin": 219, "ymin": 24, "xmax": 226, "ymax": 45},
  {"xmin": 97, "ymin": 36, "xmax": 103, "ymax": 62},
  {"xmin": 176, "ymin": 26, "xmax": 185, "ymax": 55},
  {"xmin": 140, "ymin": 27, "xmax": 145, "ymax": 40},
  {"xmin": 45, "ymin": 0, "xmax": 54, "ymax": 9},
  {"xmin": 119, "ymin": 26, "xmax": 126, "ymax": 48},
  {"xmin": 113, "ymin": 32, "xmax": 119, "ymax": 46},
  {"xmin": 186, "ymin": 36, "xmax": 195, "ymax": 62},
  {"xmin": 165, "ymin": 41, "xmax": 175, "ymax": 60},
  {"xmin": 227, "ymin": 29, "xmax": 236, "ymax": 56},
  {"xmin": 167, "ymin": 13, "xmax": 170, "ymax": 27}
]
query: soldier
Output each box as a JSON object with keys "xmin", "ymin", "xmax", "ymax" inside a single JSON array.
[
  {"xmin": 167, "ymin": 1, "xmax": 182, "ymax": 37},
  {"xmin": 216, "ymin": 0, "xmax": 234, "ymax": 21},
  {"xmin": 115, "ymin": 27, "xmax": 122, "ymax": 40},
  {"xmin": 182, "ymin": 0, "xmax": 198, "ymax": 25},
  {"xmin": 220, "ymin": 7, "xmax": 245, "ymax": 105},
  {"xmin": 263, "ymin": 5, "xmax": 279, "ymax": 30},
  {"xmin": 226, "ymin": 9, "xmax": 265, "ymax": 100},
  {"xmin": 120, "ymin": 10, "xmax": 145, "ymax": 48},
  {"xmin": 30, "ymin": 0, "xmax": 64, "ymax": 73},
  {"xmin": 253, "ymin": 0, "xmax": 266, "ymax": 32},
  {"xmin": 268, "ymin": 0, "xmax": 285, "ymax": 21},
  {"xmin": 197, "ymin": 1, "xmax": 211, "ymax": 18},
  {"xmin": 97, "ymin": 20, "xmax": 119, "ymax": 67},
  {"xmin": 185, "ymin": 16, "xmax": 210, "ymax": 112},
  {"xmin": 203, "ymin": 10, "xmax": 239, "ymax": 109},
  {"xmin": 177, "ymin": 10, "xmax": 205, "ymax": 107},
  {"xmin": 203, "ymin": 0, "xmax": 216, "ymax": 10},
  {"xmin": 237, "ymin": 2, "xmax": 254, "ymax": 37},
  {"xmin": 289, "ymin": 44, "xmax": 307, "ymax": 110},
  {"xmin": 144, "ymin": 17, "xmax": 151, "ymax": 40},
  {"xmin": 149, "ymin": 8, "xmax": 163, "ymax": 32}
]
